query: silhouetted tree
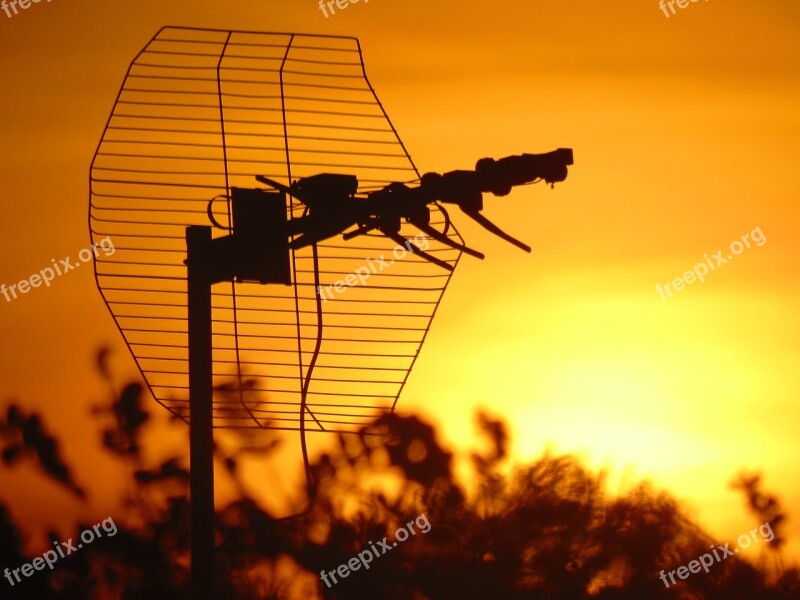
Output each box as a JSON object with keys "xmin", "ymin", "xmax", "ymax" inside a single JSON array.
[{"xmin": 0, "ymin": 351, "xmax": 798, "ymax": 599}]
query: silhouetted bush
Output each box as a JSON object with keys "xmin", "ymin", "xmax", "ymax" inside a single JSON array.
[{"xmin": 0, "ymin": 352, "xmax": 797, "ymax": 599}]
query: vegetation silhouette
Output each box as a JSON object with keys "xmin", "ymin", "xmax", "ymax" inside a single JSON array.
[{"xmin": 0, "ymin": 351, "xmax": 798, "ymax": 599}]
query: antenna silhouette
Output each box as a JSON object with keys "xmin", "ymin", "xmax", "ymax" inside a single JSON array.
[{"xmin": 89, "ymin": 26, "xmax": 573, "ymax": 600}]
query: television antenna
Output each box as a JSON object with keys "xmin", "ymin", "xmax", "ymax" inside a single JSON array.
[{"xmin": 89, "ymin": 26, "xmax": 573, "ymax": 599}]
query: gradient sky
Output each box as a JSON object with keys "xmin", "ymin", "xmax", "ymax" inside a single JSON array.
[{"xmin": 1, "ymin": 0, "xmax": 799, "ymax": 563}]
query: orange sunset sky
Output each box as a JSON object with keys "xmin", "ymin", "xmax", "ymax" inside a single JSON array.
[{"xmin": 1, "ymin": 0, "xmax": 799, "ymax": 565}]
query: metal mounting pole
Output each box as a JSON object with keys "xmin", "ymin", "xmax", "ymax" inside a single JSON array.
[{"xmin": 187, "ymin": 225, "xmax": 215, "ymax": 600}]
